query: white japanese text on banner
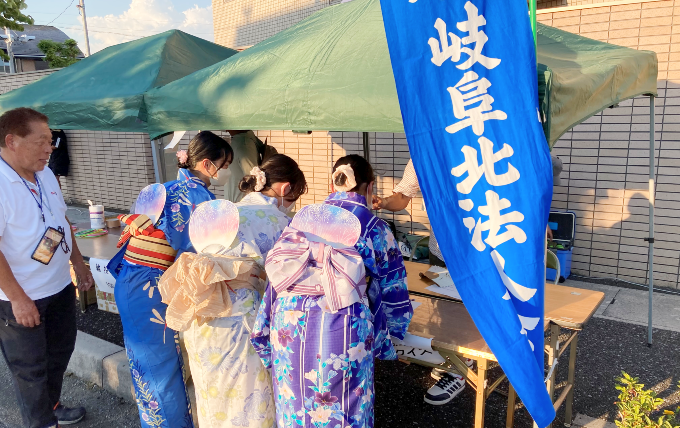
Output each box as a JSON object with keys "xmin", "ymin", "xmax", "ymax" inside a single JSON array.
[{"xmin": 379, "ymin": 0, "xmax": 555, "ymax": 425}]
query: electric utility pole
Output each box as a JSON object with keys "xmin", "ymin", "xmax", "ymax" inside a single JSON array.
[
  {"xmin": 77, "ymin": 0, "xmax": 91, "ymax": 56},
  {"xmin": 3, "ymin": 28, "xmax": 15, "ymax": 73}
]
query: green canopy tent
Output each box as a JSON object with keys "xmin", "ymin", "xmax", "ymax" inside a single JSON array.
[
  {"xmin": 144, "ymin": 0, "xmax": 657, "ymax": 148},
  {"xmin": 0, "ymin": 29, "xmax": 237, "ymax": 132},
  {"xmin": 145, "ymin": 0, "xmax": 659, "ymax": 345}
]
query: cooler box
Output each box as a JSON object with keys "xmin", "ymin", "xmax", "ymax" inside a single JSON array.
[{"xmin": 546, "ymin": 211, "xmax": 575, "ymax": 282}]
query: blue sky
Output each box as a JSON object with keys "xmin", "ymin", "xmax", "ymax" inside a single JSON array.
[{"xmin": 21, "ymin": 0, "xmax": 214, "ymax": 53}]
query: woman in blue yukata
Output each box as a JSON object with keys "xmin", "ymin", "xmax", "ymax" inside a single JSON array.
[
  {"xmin": 165, "ymin": 154, "xmax": 307, "ymax": 428},
  {"xmin": 108, "ymin": 131, "xmax": 233, "ymax": 428},
  {"xmin": 250, "ymin": 154, "xmax": 413, "ymax": 428}
]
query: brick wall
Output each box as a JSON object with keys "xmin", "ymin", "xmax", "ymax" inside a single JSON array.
[
  {"xmin": 0, "ymin": 70, "xmax": 155, "ymax": 211},
  {"xmin": 538, "ymin": 0, "xmax": 679, "ymax": 289}
]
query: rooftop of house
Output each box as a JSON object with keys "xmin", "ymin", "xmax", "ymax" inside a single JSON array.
[{"xmin": 1, "ymin": 25, "xmax": 85, "ymax": 58}]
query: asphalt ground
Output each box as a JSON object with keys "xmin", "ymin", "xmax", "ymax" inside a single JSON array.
[
  {"xmin": 0, "ymin": 360, "xmax": 140, "ymax": 428},
  {"xmin": 0, "ymin": 309, "xmax": 676, "ymax": 427},
  {"xmin": 374, "ymin": 317, "xmax": 680, "ymax": 428},
  {"xmin": 76, "ymin": 304, "xmax": 124, "ymax": 347}
]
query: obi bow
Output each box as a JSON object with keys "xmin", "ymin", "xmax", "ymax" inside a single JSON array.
[
  {"xmin": 265, "ymin": 226, "xmax": 366, "ymax": 313},
  {"xmin": 117, "ymin": 214, "xmax": 166, "ymax": 248},
  {"xmin": 158, "ymin": 254, "xmax": 264, "ymax": 331}
]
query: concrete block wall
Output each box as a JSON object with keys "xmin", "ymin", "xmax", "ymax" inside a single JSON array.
[
  {"xmin": 538, "ymin": 0, "xmax": 680, "ymax": 289},
  {"xmin": 60, "ymin": 131, "xmax": 155, "ymax": 210}
]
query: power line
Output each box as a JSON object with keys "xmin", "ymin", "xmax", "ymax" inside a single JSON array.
[
  {"xmin": 49, "ymin": 19, "xmax": 214, "ymax": 33},
  {"xmin": 53, "ymin": 24, "xmax": 213, "ymax": 38},
  {"xmin": 45, "ymin": 0, "xmax": 76, "ymax": 26}
]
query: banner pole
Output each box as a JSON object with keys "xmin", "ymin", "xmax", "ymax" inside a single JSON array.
[{"xmin": 530, "ymin": 0, "xmax": 537, "ymax": 51}]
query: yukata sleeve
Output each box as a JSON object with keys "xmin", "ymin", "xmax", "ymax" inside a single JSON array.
[
  {"xmin": 250, "ymin": 281, "xmax": 276, "ymax": 369},
  {"xmin": 377, "ymin": 225, "xmax": 413, "ymax": 341},
  {"xmin": 158, "ymin": 185, "xmax": 197, "ymax": 256}
]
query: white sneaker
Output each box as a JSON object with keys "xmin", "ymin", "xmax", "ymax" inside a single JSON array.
[
  {"xmin": 430, "ymin": 359, "xmax": 474, "ymax": 381},
  {"xmin": 424, "ymin": 372, "xmax": 465, "ymax": 405}
]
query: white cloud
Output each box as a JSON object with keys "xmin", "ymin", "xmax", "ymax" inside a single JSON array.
[{"xmin": 84, "ymin": 0, "xmax": 213, "ymax": 53}]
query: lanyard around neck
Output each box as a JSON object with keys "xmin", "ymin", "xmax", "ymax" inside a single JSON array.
[{"xmin": 0, "ymin": 156, "xmax": 47, "ymax": 223}]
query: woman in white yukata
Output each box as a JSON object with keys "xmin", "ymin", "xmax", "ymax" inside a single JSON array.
[{"xmin": 163, "ymin": 154, "xmax": 307, "ymax": 428}]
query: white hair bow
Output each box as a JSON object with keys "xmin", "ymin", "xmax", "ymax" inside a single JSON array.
[
  {"xmin": 332, "ymin": 164, "xmax": 357, "ymax": 192},
  {"xmin": 250, "ymin": 166, "xmax": 267, "ymax": 191}
]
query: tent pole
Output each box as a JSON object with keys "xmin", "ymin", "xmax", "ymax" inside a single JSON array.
[
  {"xmin": 150, "ymin": 138, "xmax": 163, "ymax": 183},
  {"xmin": 362, "ymin": 132, "xmax": 370, "ymax": 162},
  {"xmin": 646, "ymin": 95, "xmax": 655, "ymax": 347}
]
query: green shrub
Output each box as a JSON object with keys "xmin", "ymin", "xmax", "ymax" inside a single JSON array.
[{"xmin": 615, "ymin": 372, "xmax": 679, "ymax": 428}]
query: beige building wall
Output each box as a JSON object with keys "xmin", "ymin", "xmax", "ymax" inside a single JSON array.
[
  {"xmin": 212, "ymin": 0, "xmax": 343, "ymax": 49},
  {"xmin": 0, "ymin": 70, "xmax": 155, "ymax": 211},
  {"xmin": 539, "ymin": 0, "xmax": 678, "ymax": 288}
]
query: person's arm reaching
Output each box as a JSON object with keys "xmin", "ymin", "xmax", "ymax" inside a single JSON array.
[
  {"xmin": 0, "ymin": 239, "xmax": 41, "ymax": 328},
  {"xmin": 372, "ymin": 192, "xmax": 412, "ymax": 212},
  {"xmin": 373, "ymin": 159, "xmax": 420, "ymax": 212}
]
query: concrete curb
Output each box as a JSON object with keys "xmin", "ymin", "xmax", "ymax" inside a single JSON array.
[
  {"xmin": 65, "ymin": 331, "xmax": 135, "ymax": 402},
  {"xmin": 65, "ymin": 331, "xmax": 199, "ymax": 426}
]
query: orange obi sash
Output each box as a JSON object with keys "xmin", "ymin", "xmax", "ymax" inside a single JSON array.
[{"xmin": 117, "ymin": 214, "xmax": 177, "ymax": 271}]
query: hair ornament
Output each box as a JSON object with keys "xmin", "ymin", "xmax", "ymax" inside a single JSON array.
[
  {"xmin": 176, "ymin": 150, "xmax": 188, "ymax": 164},
  {"xmin": 250, "ymin": 166, "xmax": 267, "ymax": 191},
  {"xmin": 332, "ymin": 164, "xmax": 357, "ymax": 192}
]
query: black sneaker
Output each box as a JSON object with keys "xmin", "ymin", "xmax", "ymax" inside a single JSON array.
[
  {"xmin": 54, "ymin": 404, "xmax": 86, "ymax": 425},
  {"xmin": 424, "ymin": 372, "xmax": 465, "ymax": 405}
]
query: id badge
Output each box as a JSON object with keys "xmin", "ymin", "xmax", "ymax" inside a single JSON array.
[{"xmin": 31, "ymin": 227, "xmax": 65, "ymax": 265}]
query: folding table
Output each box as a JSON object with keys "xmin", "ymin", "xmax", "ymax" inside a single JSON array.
[{"xmin": 402, "ymin": 261, "xmax": 604, "ymax": 428}]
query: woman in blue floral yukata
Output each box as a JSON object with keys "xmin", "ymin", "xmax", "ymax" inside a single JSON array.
[
  {"xmin": 164, "ymin": 154, "xmax": 307, "ymax": 428},
  {"xmin": 108, "ymin": 131, "xmax": 233, "ymax": 428},
  {"xmin": 250, "ymin": 154, "xmax": 413, "ymax": 428}
]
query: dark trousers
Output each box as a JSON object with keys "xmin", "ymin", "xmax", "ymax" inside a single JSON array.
[{"xmin": 0, "ymin": 284, "xmax": 77, "ymax": 428}]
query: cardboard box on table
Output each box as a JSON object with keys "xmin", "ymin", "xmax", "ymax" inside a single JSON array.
[{"xmin": 88, "ymin": 258, "xmax": 119, "ymax": 314}]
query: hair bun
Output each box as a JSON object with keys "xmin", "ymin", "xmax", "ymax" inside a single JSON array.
[
  {"xmin": 238, "ymin": 175, "xmax": 258, "ymax": 193},
  {"xmin": 176, "ymin": 149, "xmax": 190, "ymax": 169}
]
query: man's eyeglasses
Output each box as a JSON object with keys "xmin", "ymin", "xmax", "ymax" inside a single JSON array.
[{"xmin": 57, "ymin": 226, "xmax": 70, "ymax": 254}]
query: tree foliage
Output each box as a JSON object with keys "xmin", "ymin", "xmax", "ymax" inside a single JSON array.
[
  {"xmin": 0, "ymin": 0, "xmax": 34, "ymax": 61},
  {"xmin": 37, "ymin": 39, "xmax": 80, "ymax": 68}
]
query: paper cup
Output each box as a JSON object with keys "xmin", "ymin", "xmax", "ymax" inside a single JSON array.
[{"xmin": 89, "ymin": 205, "xmax": 105, "ymax": 229}]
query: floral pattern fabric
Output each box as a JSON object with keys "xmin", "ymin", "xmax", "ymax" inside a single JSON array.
[
  {"xmin": 185, "ymin": 192, "xmax": 289, "ymax": 428},
  {"xmin": 224, "ymin": 192, "xmax": 290, "ymax": 267},
  {"xmin": 250, "ymin": 192, "xmax": 412, "ymax": 428},
  {"xmin": 109, "ymin": 170, "xmax": 214, "ymax": 428},
  {"xmin": 158, "ymin": 168, "xmax": 215, "ymax": 258},
  {"xmin": 183, "ymin": 304, "xmax": 275, "ymax": 428},
  {"xmin": 113, "ymin": 264, "xmax": 194, "ymax": 428}
]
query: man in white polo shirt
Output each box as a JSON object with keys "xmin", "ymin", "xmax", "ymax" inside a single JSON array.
[{"xmin": 0, "ymin": 108, "xmax": 93, "ymax": 428}]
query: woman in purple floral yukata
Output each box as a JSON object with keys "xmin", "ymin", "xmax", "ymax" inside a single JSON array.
[
  {"xmin": 250, "ymin": 154, "xmax": 413, "ymax": 428},
  {"xmin": 109, "ymin": 132, "xmax": 233, "ymax": 428}
]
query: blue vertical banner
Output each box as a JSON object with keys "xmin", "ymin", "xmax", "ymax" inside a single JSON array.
[{"xmin": 379, "ymin": 0, "xmax": 555, "ymax": 426}]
